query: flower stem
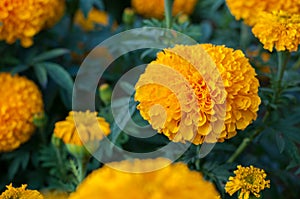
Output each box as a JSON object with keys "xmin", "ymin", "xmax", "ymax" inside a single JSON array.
[
  {"xmin": 226, "ymin": 51, "xmax": 290, "ymax": 163},
  {"xmin": 76, "ymin": 156, "xmax": 89, "ymax": 183},
  {"xmin": 164, "ymin": 0, "xmax": 174, "ymax": 28},
  {"xmin": 240, "ymin": 23, "xmax": 250, "ymax": 50}
]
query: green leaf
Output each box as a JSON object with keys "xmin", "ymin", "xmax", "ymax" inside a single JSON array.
[
  {"xmin": 275, "ymin": 133, "xmax": 285, "ymax": 153},
  {"xmin": 33, "ymin": 65, "xmax": 48, "ymax": 88},
  {"xmin": 41, "ymin": 62, "xmax": 73, "ymax": 91},
  {"xmin": 31, "ymin": 49, "xmax": 69, "ymax": 63},
  {"xmin": 10, "ymin": 64, "xmax": 30, "ymax": 75},
  {"xmin": 80, "ymin": 0, "xmax": 93, "ymax": 17}
]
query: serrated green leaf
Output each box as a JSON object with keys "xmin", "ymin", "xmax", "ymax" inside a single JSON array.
[
  {"xmin": 33, "ymin": 65, "xmax": 48, "ymax": 88},
  {"xmin": 31, "ymin": 49, "xmax": 69, "ymax": 63}
]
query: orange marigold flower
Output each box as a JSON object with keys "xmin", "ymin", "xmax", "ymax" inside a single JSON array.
[
  {"xmin": 0, "ymin": 184, "xmax": 43, "ymax": 199},
  {"xmin": 135, "ymin": 44, "xmax": 260, "ymax": 145},
  {"xmin": 0, "ymin": 73, "xmax": 44, "ymax": 152},
  {"xmin": 74, "ymin": 8, "xmax": 110, "ymax": 31},
  {"xmin": 53, "ymin": 111, "xmax": 110, "ymax": 156},
  {"xmin": 131, "ymin": 0, "xmax": 197, "ymax": 19},
  {"xmin": 0, "ymin": 0, "xmax": 65, "ymax": 47},
  {"xmin": 226, "ymin": 0, "xmax": 300, "ymax": 26},
  {"xmin": 252, "ymin": 10, "xmax": 300, "ymax": 52},
  {"xmin": 225, "ymin": 165, "xmax": 270, "ymax": 199},
  {"xmin": 69, "ymin": 158, "xmax": 220, "ymax": 199}
]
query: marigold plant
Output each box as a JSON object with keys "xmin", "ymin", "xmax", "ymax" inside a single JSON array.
[
  {"xmin": 135, "ymin": 44, "xmax": 260, "ymax": 144},
  {"xmin": 69, "ymin": 158, "xmax": 220, "ymax": 199},
  {"xmin": 131, "ymin": 0, "xmax": 197, "ymax": 19},
  {"xmin": 0, "ymin": 184, "xmax": 43, "ymax": 199},
  {"xmin": 252, "ymin": 10, "xmax": 300, "ymax": 52},
  {"xmin": 225, "ymin": 165, "xmax": 270, "ymax": 199},
  {"xmin": 0, "ymin": 0, "xmax": 65, "ymax": 47},
  {"xmin": 0, "ymin": 73, "xmax": 44, "ymax": 152},
  {"xmin": 226, "ymin": 0, "xmax": 300, "ymax": 25}
]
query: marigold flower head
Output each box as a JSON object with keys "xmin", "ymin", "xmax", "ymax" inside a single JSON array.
[
  {"xmin": 0, "ymin": 73, "xmax": 44, "ymax": 152},
  {"xmin": 252, "ymin": 10, "xmax": 300, "ymax": 52},
  {"xmin": 69, "ymin": 158, "xmax": 220, "ymax": 199},
  {"xmin": 226, "ymin": 0, "xmax": 300, "ymax": 25},
  {"xmin": 225, "ymin": 165, "xmax": 270, "ymax": 199},
  {"xmin": 135, "ymin": 44, "xmax": 260, "ymax": 145},
  {"xmin": 54, "ymin": 111, "xmax": 110, "ymax": 148},
  {"xmin": 0, "ymin": 184, "xmax": 43, "ymax": 199},
  {"xmin": 74, "ymin": 8, "xmax": 109, "ymax": 31},
  {"xmin": 131, "ymin": 0, "xmax": 197, "ymax": 19},
  {"xmin": 0, "ymin": 0, "xmax": 65, "ymax": 47}
]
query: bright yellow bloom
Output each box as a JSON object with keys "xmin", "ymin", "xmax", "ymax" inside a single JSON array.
[
  {"xmin": 131, "ymin": 0, "xmax": 197, "ymax": 19},
  {"xmin": 225, "ymin": 165, "xmax": 270, "ymax": 199},
  {"xmin": 226, "ymin": 0, "xmax": 300, "ymax": 25},
  {"xmin": 252, "ymin": 10, "xmax": 300, "ymax": 52},
  {"xmin": 135, "ymin": 44, "xmax": 260, "ymax": 144},
  {"xmin": 0, "ymin": 73, "xmax": 44, "ymax": 152},
  {"xmin": 42, "ymin": 190, "xmax": 69, "ymax": 199},
  {"xmin": 0, "ymin": 0, "xmax": 64, "ymax": 47},
  {"xmin": 54, "ymin": 111, "xmax": 110, "ymax": 146},
  {"xmin": 0, "ymin": 184, "xmax": 43, "ymax": 199},
  {"xmin": 69, "ymin": 158, "xmax": 220, "ymax": 199},
  {"xmin": 74, "ymin": 8, "xmax": 109, "ymax": 31}
]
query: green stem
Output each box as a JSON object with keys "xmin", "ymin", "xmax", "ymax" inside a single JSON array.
[
  {"xmin": 76, "ymin": 156, "xmax": 89, "ymax": 183},
  {"xmin": 164, "ymin": 0, "xmax": 174, "ymax": 28},
  {"xmin": 240, "ymin": 23, "xmax": 250, "ymax": 50},
  {"xmin": 226, "ymin": 51, "xmax": 290, "ymax": 163}
]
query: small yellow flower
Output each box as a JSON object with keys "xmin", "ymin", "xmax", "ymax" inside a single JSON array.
[
  {"xmin": 0, "ymin": 73, "xmax": 44, "ymax": 152},
  {"xmin": 225, "ymin": 165, "xmax": 270, "ymax": 199},
  {"xmin": 135, "ymin": 44, "xmax": 260, "ymax": 145},
  {"xmin": 131, "ymin": 0, "xmax": 198, "ymax": 19},
  {"xmin": 54, "ymin": 111, "xmax": 110, "ymax": 157},
  {"xmin": 69, "ymin": 158, "xmax": 220, "ymax": 199},
  {"xmin": 0, "ymin": 0, "xmax": 65, "ymax": 47},
  {"xmin": 226, "ymin": 0, "xmax": 300, "ymax": 26},
  {"xmin": 0, "ymin": 184, "xmax": 43, "ymax": 199},
  {"xmin": 252, "ymin": 10, "xmax": 300, "ymax": 52},
  {"xmin": 74, "ymin": 8, "xmax": 109, "ymax": 31}
]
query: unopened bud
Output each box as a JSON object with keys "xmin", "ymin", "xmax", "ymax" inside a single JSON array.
[
  {"xmin": 99, "ymin": 83, "xmax": 112, "ymax": 105},
  {"xmin": 122, "ymin": 8, "xmax": 135, "ymax": 25}
]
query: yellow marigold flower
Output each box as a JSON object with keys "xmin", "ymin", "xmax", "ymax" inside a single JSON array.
[
  {"xmin": 225, "ymin": 165, "xmax": 270, "ymax": 199},
  {"xmin": 69, "ymin": 158, "xmax": 220, "ymax": 199},
  {"xmin": 0, "ymin": 0, "xmax": 65, "ymax": 47},
  {"xmin": 226, "ymin": 0, "xmax": 300, "ymax": 25},
  {"xmin": 252, "ymin": 10, "xmax": 300, "ymax": 52},
  {"xmin": 131, "ymin": 0, "xmax": 198, "ymax": 19},
  {"xmin": 0, "ymin": 184, "xmax": 43, "ymax": 199},
  {"xmin": 135, "ymin": 44, "xmax": 260, "ymax": 144},
  {"xmin": 42, "ymin": 190, "xmax": 69, "ymax": 199},
  {"xmin": 54, "ymin": 111, "xmax": 110, "ymax": 146},
  {"xmin": 0, "ymin": 73, "xmax": 44, "ymax": 152},
  {"xmin": 74, "ymin": 8, "xmax": 109, "ymax": 31}
]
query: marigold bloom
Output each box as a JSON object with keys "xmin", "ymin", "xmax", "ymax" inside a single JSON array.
[
  {"xmin": 74, "ymin": 8, "xmax": 109, "ymax": 31},
  {"xmin": 54, "ymin": 111, "xmax": 110, "ymax": 146},
  {"xmin": 135, "ymin": 44, "xmax": 260, "ymax": 144},
  {"xmin": 0, "ymin": 0, "xmax": 65, "ymax": 47},
  {"xmin": 69, "ymin": 158, "xmax": 220, "ymax": 199},
  {"xmin": 131, "ymin": 0, "xmax": 197, "ymax": 19},
  {"xmin": 226, "ymin": 0, "xmax": 300, "ymax": 25},
  {"xmin": 225, "ymin": 165, "xmax": 270, "ymax": 199},
  {"xmin": 0, "ymin": 73, "xmax": 43, "ymax": 152},
  {"xmin": 0, "ymin": 184, "xmax": 43, "ymax": 199},
  {"xmin": 252, "ymin": 10, "xmax": 300, "ymax": 52}
]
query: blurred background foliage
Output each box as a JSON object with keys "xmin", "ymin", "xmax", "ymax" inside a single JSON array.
[{"xmin": 0, "ymin": 0, "xmax": 300, "ymax": 198}]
